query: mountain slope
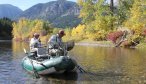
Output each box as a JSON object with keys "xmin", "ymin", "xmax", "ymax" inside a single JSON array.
[
  {"xmin": 0, "ymin": 4, "xmax": 23, "ymax": 20},
  {"xmin": 19, "ymin": 0, "xmax": 81, "ymax": 28}
]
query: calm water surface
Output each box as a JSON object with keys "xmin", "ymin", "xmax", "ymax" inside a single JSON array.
[{"xmin": 0, "ymin": 40, "xmax": 146, "ymax": 84}]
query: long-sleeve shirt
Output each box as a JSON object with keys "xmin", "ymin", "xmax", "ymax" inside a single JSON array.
[
  {"xmin": 48, "ymin": 34, "xmax": 63, "ymax": 49},
  {"xmin": 29, "ymin": 37, "xmax": 41, "ymax": 49}
]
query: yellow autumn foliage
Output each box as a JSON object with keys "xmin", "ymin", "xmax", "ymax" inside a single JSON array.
[
  {"xmin": 63, "ymin": 28, "xmax": 72, "ymax": 41},
  {"xmin": 30, "ymin": 20, "xmax": 44, "ymax": 35},
  {"xmin": 71, "ymin": 24, "xmax": 86, "ymax": 41},
  {"xmin": 124, "ymin": 0, "xmax": 146, "ymax": 36},
  {"xmin": 12, "ymin": 18, "xmax": 52, "ymax": 41},
  {"xmin": 86, "ymin": 30, "xmax": 107, "ymax": 41}
]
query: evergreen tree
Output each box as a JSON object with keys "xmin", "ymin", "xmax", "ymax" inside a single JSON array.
[{"xmin": 0, "ymin": 17, "xmax": 13, "ymax": 38}]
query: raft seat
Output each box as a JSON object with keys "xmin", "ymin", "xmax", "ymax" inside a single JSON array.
[{"xmin": 29, "ymin": 48, "xmax": 51, "ymax": 61}]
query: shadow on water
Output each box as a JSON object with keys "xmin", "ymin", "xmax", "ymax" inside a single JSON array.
[
  {"xmin": 0, "ymin": 40, "xmax": 12, "ymax": 48},
  {"xmin": 22, "ymin": 72, "xmax": 78, "ymax": 84},
  {"xmin": 42, "ymin": 72, "xmax": 78, "ymax": 80},
  {"xmin": 24, "ymin": 70, "xmax": 125, "ymax": 84}
]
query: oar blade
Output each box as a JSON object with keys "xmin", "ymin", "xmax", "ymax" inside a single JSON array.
[{"xmin": 23, "ymin": 48, "xmax": 27, "ymax": 54}]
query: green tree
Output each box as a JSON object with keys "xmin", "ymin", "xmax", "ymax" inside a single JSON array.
[
  {"xmin": 123, "ymin": 0, "xmax": 146, "ymax": 42},
  {"xmin": 77, "ymin": 0, "xmax": 117, "ymax": 40},
  {"xmin": 78, "ymin": 0, "xmax": 95, "ymax": 24},
  {"xmin": 117, "ymin": 0, "xmax": 134, "ymax": 25},
  {"xmin": 124, "ymin": 0, "xmax": 146, "ymax": 35},
  {"xmin": 0, "ymin": 17, "xmax": 13, "ymax": 38}
]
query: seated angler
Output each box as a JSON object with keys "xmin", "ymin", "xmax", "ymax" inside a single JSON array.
[
  {"xmin": 47, "ymin": 30, "xmax": 66, "ymax": 56},
  {"xmin": 29, "ymin": 33, "xmax": 42, "ymax": 56}
]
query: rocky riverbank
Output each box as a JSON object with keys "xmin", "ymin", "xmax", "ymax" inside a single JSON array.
[{"xmin": 75, "ymin": 40, "xmax": 146, "ymax": 49}]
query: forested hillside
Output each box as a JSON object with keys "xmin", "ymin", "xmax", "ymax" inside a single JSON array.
[
  {"xmin": 0, "ymin": 18, "xmax": 13, "ymax": 39},
  {"xmin": 19, "ymin": 0, "xmax": 81, "ymax": 28}
]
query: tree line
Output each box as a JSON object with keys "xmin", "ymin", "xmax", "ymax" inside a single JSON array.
[{"xmin": 68, "ymin": 0, "xmax": 146, "ymax": 47}]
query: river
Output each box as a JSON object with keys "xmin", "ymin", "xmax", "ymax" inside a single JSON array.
[{"xmin": 0, "ymin": 40, "xmax": 146, "ymax": 84}]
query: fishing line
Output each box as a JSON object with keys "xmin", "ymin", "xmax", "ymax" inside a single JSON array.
[{"xmin": 70, "ymin": 55, "xmax": 98, "ymax": 81}]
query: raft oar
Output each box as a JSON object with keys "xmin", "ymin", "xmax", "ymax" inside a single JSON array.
[
  {"xmin": 23, "ymin": 48, "xmax": 40, "ymax": 78},
  {"xmin": 75, "ymin": 62, "xmax": 99, "ymax": 81},
  {"xmin": 37, "ymin": 62, "xmax": 48, "ymax": 69},
  {"xmin": 76, "ymin": 65, "xmax": 86, "ymax": 73},
  {"xmin": 30, "ymin": 59, "xmax": 40, "ymax": 78},
  {"xmin": 70, "ymin": 56, "xmax": 86, "ymax": 73}
]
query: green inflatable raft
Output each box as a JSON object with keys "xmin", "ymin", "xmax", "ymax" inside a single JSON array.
[
  {"xmin": 22, "ymin": 53, "xmax": 77, "ymax": 75},
  {"xmin": 22, "ymin": 41, "xmax": 77, "ymax": 75}
]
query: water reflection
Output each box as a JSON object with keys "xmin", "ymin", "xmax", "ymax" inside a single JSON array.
[
  {"xmin": 69, "ymin": 46, "xmax": 146, "ymax": 84},
  {"xmin": 0, "ymin": 40, "xmax": 12, "ymax": 50},
  {"xmin": 0, "ymin": 41, "xmax": 146, "ymax": 84}
]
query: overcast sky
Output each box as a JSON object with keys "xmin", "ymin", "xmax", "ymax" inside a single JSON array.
[{"xmin": 0, "ymin": 0, "xmax": 117, "ymax": 11}]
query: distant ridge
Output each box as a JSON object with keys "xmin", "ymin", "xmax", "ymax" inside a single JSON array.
[
  {"xmin": 0, "ymin": 4, "xmax": 23, "ymax": 20},
  {"xmin": 0, "ymin": 0, "xmax": 81, "ymax": 28},
  {"xmin": 19, "ymin": 0, "xmax": 81, "ymax": 28}
]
